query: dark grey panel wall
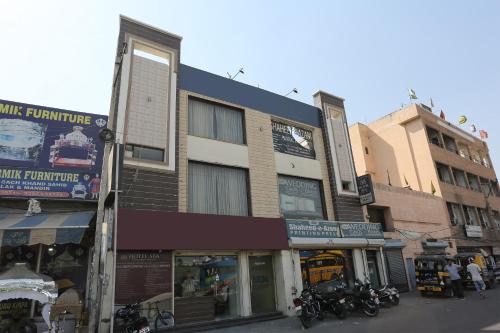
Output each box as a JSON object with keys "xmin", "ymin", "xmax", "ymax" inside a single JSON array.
[
  {"xmin": 179, "ymin": 64, "xmax": 321, "ymax": 127},
  {"xmin": 119, "ymin": 167, "xmax": 178, "ymax": 211}
]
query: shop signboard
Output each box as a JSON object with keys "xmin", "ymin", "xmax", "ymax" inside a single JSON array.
[
  {"xmin": 115, "ymin": 251, "xmax": 172, "ymax": 304},
  {"xmin": 464, "ymin": 225, "xmax": 483, "ymax": 238},
  {"xmin": 278, "ymin": 176, "xmax": 325, "ymax": 220},
  {"xmin": 492, "ymin": 247, "xmax": 500, "ymax": 256},
  {"xmin": 286, "ymin": 220, "xmax": 339, "ymax": 238},
  {"xmin": 272, "ymin": 120, "xmax": 315, "ymax": 159},
  {"xmin": 339, "ymin": 222, "xmax": 384, "ymax": 239},
  {"xmin": 0, "ymin": 99, "xmax": 108, "ymax": 201},
  {"xmin": 356, "ymin": 174, "xmax": 375, "ymax": 205}
]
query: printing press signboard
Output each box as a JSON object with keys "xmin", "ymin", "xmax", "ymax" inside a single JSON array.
[{"xmin": 0, "ymin": 99, "xmax": 108, "ymax": 201}]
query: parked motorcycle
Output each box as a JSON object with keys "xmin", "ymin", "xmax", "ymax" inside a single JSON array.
[
  {"xmin": 292, "ymin": 284, "xmax": 324, "ymax": 329},
  {"xmin": 374, "ymin": 284, "xmax": 400, "ymax": 307},
  {"xmin": 313, "ymin": 280, "xmax": 349, "ymax": 319},
  {"xmin": 341, "ymin": 279, "xmax": 380, "ymax": 317},
  {"xmin": 115, "ymin": 302, "xmax": 151, "ymax": 333}
]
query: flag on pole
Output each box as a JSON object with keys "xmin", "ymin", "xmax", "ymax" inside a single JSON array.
[
  {"xmin": 430, "ymin": 98, "xmax": 435, "ymax": 108},
  {"xmin": 408, "ymin": 89, "xmax": 418, "ymax": 100},
  {"xmin": 470, "ymin": 124, "xmax": 476, "ymax": 133},
  {"xmin": 439, "ymin": 110, "xmax": 445, "ymax": 120},
  {"xmin": 458, "ymin": 115, "xmax": 467, "ymax": 125},
  {"xmin": 479, "ymin": 130, "xmax": 488, "ymax": 139}
]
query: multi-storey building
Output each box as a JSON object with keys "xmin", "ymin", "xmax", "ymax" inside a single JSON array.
[
  {"xmin": 350, "ymin": 103, "xmax": 500, "ymax": 289},
  {"xmin": 95, "ymin": 16, "xmax": 388, "ymax": 332}
]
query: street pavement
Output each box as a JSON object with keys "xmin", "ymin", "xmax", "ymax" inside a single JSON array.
[{"xmin": 205, "ymin": 287, "xmax": 500, "ymax": 333}]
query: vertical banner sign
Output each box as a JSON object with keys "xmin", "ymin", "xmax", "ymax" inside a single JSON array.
[
  {"xmin": 272, "ymin": 121, "xmax": 315, "ymax": 159},
  {"xmin": 0, "ymin": 99, "xmax": 108, "ymax": 201},
  {"xmin": 356, "ymin": 174, "xmax": 375, "ymax": 205}
]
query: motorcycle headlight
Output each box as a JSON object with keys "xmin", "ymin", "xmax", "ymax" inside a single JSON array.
[{"xmin": 440, "ymin": 281, "xmax": 445, "ymax": 286}]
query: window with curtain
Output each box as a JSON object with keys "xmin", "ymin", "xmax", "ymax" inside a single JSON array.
[
  {"xmin": 188, "ymin": 162, "xmax": 249, "ymax": 216},
  {"xmin": 188, "ymin": 98, "xmax": 245, "ymax": 144}
]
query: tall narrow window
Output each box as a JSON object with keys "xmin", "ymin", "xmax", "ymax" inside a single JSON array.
[
  {"xmin": 436, "ymin": 163, "xmax": 453, "ymax": 184},
  {"xmin": 478, "ymin": 208, "xmax": 490, "ymax": 229},
  {"xmin": 188, "ymin": 162, "xmax": 249, "ymax": 216},
  {"xmin": 457, "ymin": 143, "xmax": 470, "ymax": 160},
  {"xmin": 467, "ymin": 173, "xmax": 480, "ymax": 192},
  {"xmin": 492, "ymin": 211, "xmax": 500, "ymax": 229},
  {"xmin": 463, "ymin": 205, "xmax": 478, "ymax": 225},
  {"xmin": 426, "ymin": 126, "xmax": 442, "ymax": 147},
  {"xmin": 442, "ymin": 134, "xmax": 457, "ymax": 153},
  {"xmin": 447, "ymin": 202, "xmax": 464, "ymax": 226},
  {"xmin": 479, "ymin": 177, "xmax": 491, "ymax": 196},
  {"xmin": 452, "ymin": 168, "xmax": 468, "ymax": 188},
  {"xmin": 188, "ymin": 98, "xmax": 244, "ymax": 144}
]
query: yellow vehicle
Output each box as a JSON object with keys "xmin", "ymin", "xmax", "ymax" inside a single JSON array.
[
  {"xmin": 455, "ymin": 252, "xmax": 496, "ymax": 289},
  {"xmin": 414, "ymin": 254, "xmax": 454, "ymax": 297},
  {"xmin": 300, "ymin": 251, "xmax": 345, "ymax": 285}
]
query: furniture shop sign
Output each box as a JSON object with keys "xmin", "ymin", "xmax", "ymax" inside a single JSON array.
[
  {"xmin": 286, "ymin": 220, "xmax": 340, "ymax": 238},
  {"xmin": 339, "ymin": 222, "xmax": 384, "ymax": 239},
  {"xmin": 357, "ymin": 174, "xmax": 375, "ymax": 205},
  {"xmin": 272, "ymin": 120, "xmax": 315, "ymax": 159},
  {"xmin": 0, "ymin": 99, "xmax": 108, "ymax": 201}
]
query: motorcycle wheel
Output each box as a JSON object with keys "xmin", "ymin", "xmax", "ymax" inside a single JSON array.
[
  {"xmin": 316, "ymin": 310, "xmax": 324, "ymax": 321},
  {"xmin": 155, "ymin": 310, "xmax": 175, "ymax": 331},
  {"xmin": 299, "ymin": 314, "xmax": 313, "ymax": 329},
  {"xmin": 362, "ymin": 301, "xmax": 379, "ymax": 317},
  {"xmin": 391, "ymin": 295, "xmax": 400, "ymax": 305}
]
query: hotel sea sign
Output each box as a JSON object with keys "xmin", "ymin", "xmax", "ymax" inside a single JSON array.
[{"xmin": 0, "ymin": 99, "xmax": 108, "ymax": 201}]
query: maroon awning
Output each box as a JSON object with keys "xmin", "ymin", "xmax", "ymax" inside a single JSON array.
[{"xmin": 117, "ymin": 208, "xmax": 289, "ymax": 250}]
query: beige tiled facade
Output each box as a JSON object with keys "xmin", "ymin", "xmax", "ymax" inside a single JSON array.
[{"xmin": 177, "ymin": 89, "xmax": 335, "ymax": 219}]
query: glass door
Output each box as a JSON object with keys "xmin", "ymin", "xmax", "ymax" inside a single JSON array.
[
  {"xmin": 366, "ymin": 250, "xmax": 381, "ymax": 288},
  {"xmin": 249, "ymin": 255, "xmax": 276, "ymax": 314}
]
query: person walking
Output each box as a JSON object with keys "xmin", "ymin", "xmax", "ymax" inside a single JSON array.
[
  {"xmin": 467, "ymin": 258, "xmax": 486, "ymax": 299},
  {"xmin": 444, "ymin": 259, "xmax": 464, "ymax": 299}
]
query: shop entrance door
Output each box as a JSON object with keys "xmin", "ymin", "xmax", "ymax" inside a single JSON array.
[
  {"xmin": 249, "ymin": 255, "xmax": 276, "ymax": 314},
  {"xmin": 366, "ymin": 251, "xmax": 381, "ymax": 288}
]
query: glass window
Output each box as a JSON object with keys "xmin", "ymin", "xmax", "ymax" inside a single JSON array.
[
  {"xmin": 188, "ymin": 98, "xmax": 245, "ymax": 144},
  {"xmin": 174, "ymin": 255, "xmax": 240, "ymax": 323},
  {"xmin": 463, "ymin": 205, "xmax": 478, "ymax": 225},
  {"xmin": 471, "ymin": 151, "xmax": 482, "ymax": 165},
  {"xmin": 478, "ymin": 208, "xmax": 490, "ymax": 229},
  {"xmin": 442, "ymin": 134, "xmax": 458, "ymax": 153},
  {"xmin": 467, "ymin": 173, "xmax": 480, "ymax": 191},
  {"xmin": 188, "ymin": 162, "xmax": 249, "ymax": 216},
  {"xmin": 271, "ymin": 120, "xmax": 315, "ymax": 159},
  {"xmin": 125, "ymin": 144, "xmax": 164, "ymax": 162},
  {"xmin": 452, "ymin": 169, "xmax": 468, "ymax": 188},
  {"xmin": 436, "ymin": 163, "xmax": 453, "ymax": 184},
  {"xmin": 479, "ymin": 178, "xmax": 491, "ymax": 196},
  {"xmin": 483, "ymin": 155, "xmax": 491, "ymax": 168},
  {"xmin": 426, "ymin": 126, "xmax": 442, "ymax": 147},
  {"xmin": 278, "ymin": 175, "xmax": 325, "ymax": 220},
  {"xmin": 457, "ymin": 143, "xmax": 470, "ymax": 160},
  {"xmin": 447, "ymin": 202, "xmax": 464, "ymax": 226},
  {"xmin": 299, "ymin": 250, "xmax": 354, "ymax": 288},
  {"xmin": 492, "ymin": 211, "xmax": 500, "ymax": 229}
]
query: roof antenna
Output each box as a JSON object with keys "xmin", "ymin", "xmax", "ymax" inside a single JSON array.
[
  {"xmin": 284, "ymin": 88, "xmax": 299, "ymax": 97},
  {"xmin": 227, "ymin": 67, "xmax": 244, "ymax": 80}
]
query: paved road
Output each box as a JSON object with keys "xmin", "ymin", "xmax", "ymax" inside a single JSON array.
[{"xmin": 205, "ymin": 287, "xmax": 500, "ymax": 333}]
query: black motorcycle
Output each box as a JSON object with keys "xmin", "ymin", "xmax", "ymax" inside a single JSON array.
[
  {"xmin": 375, "ymin": 284, "xmax": 400, "ymax": 307},
  {"xmin": 292, "ymin": 285, "xmax": 324, "ymax": 329},
  {"xmin": 313, "ymin": 280, "xmax": 348, "ymax": 319},
  {"xmin": 341, "ymin": 279, "xmax": 380, "ymax": 317},
  {"xmin": 115, "ymin": 302, "xmax": 151, "ymax": 333}
]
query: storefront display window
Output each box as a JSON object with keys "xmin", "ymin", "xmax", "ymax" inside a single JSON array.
[
  {"xmin": 299, "ymin": 250, "xmax": 354, "ymax": 287},
  {"xmin": 278, "ymin": 176, "xmax": 325, "ymax": 220},
  {"xmin": 174, "ymin": 255, "xmax": 240, "ymax": 324},
  {"xmin": 366, "ymin": 250, "xmax": 381, "ymax": 288}
]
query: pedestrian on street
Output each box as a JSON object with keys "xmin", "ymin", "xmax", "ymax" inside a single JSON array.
[
  {"xmin": 466, "ymin": 258, "xmax": 486, "ymax": 299},
  {"xmin": 444, "ymin": 259, "xmax": 464, "ymax": 299}
]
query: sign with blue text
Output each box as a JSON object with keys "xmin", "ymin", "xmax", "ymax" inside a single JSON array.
[
  {"xmin": 0, "ymin": 99, "xmax": 108, "ymax": 200},
  {"xmin": 339, "ymin": 223, "xmax": 384, "ymax": 239}
]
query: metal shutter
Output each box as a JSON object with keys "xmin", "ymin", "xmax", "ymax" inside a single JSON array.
[{"xmin": 384, "ymin": 249, "xmax": 409, "ymax": 292}]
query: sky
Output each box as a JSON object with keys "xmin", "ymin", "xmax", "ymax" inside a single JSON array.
[{"xmin": 1, "ymin": 0, "xmax": 499, "ymax": 167}]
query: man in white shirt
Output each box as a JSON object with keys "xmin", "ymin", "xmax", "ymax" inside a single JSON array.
[{"xmin": 467, "ymin": 258, "xmax": 486, "ymax": 299}]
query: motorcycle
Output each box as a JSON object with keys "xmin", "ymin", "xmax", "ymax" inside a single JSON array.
[
  {"xmin": 115, "ymin": 302, "xmax": 151, "ymax": 333},
  {"xmin": 341, "ymin": 279, "xmax": 380, "ymax": 317},
  {"xmin": 292, "ymin": 284, "xmax": 324, "ymax": 329},
  {"xmin": 374, "ymin": 284, "xmax": 399, "ymax": 307},
  {"xmin": 313, "ymin": 280, "xmax": 349, "ymax": 319}
]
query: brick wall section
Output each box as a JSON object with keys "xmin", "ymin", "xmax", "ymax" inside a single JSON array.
[
  {"xmin": 312, "ymin": 128, "xmax": 335, "ymax": 220},
  {"xmin": 245, "ymin": 109, "xmax": 281, "ymax": 218},
  {"xmin": 178, "ymin": 90, "xmax": 188, "ymax": 212}
]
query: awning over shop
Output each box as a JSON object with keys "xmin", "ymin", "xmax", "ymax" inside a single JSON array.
[
  {"xmin": 0, "ymin": 211, "xmax": 95, "ymax": 247},
  {"xmin": 117, "ymin": 209, "xmax": 289, "ymax": 250},
  {"xmin": 384, "ymin": 239, "xmax": 406, "ymax": 249}
]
